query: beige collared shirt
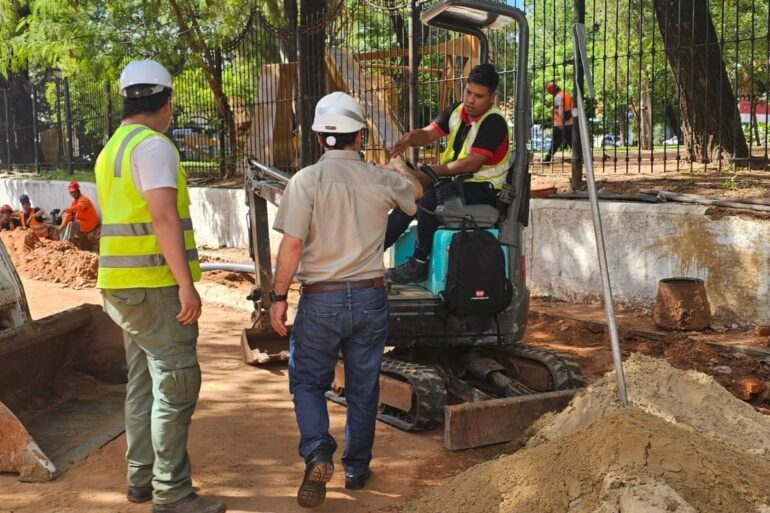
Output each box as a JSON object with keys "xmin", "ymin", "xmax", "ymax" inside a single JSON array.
[{"xmin": 273, "ymin": 150, "xmax": 417, "ymax": 283}]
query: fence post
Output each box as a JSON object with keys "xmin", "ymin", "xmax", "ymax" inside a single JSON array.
[
  {"xmin": 55, "ymin": 77, "xmax": 64, "ymax": 165},
  {"xmin": 215, "ymin": 48, "xmax": 226, "ymax": 177},
  {"xmin": 571, "ymin": 0, "xmax": 585, "ymax": 189},
  {"xmin": 408, "ymin": 0, "xmax": 420, "ymax": 163},
  {"xmin": 63, "ymin": 77, "xmax": 74, "ymax": 175},
  {"xmin": 32, "ymin": 86, "xmax": 40, "ymax": 172},
  {"xmin": 105, "ymin": 81, "xmax": 114, "ymax": 141},
  {"xmin": 3, "ymin": 89, "xmax": 11, "ymax": 172}
]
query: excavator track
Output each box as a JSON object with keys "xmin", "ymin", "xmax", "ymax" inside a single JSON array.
[
  {"xmin": 326, "ymin": 344, "xmax": 583, "ymax": 436},
  {"xmin": 326, "ymin": 357, "xmax": 446, "ymax": 432},
  {"xmin": 484, "ymin": 344, "xmax": 586, "ymax": 391}
]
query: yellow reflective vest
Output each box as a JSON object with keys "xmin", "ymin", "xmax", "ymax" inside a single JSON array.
[
  {"xmin": 439, "ymin": 104, "xmax": 512, "ymax": 189},
  {"xmin": 95, "ymin": 124, "xmax": 200, "ymax": 289}
]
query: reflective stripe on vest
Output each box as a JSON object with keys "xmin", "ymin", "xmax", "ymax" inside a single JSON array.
[
  {"xmin": 95, "ymin": 124, "xmax": 201, "ymax": 289},
  {"xmin": 440, "ymin": 104, "xmax": 512, "ymax": 189}
]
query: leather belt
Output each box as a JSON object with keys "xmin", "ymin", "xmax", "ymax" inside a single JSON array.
[{"xmin": 301, "ymin": 277, "xmax": 384, "ymax": 295}]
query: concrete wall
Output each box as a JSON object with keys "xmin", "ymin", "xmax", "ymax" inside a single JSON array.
[
  {"xmin": 0, "ymin": 178, "xmax": 281, "ymax": 252},
  {"xmin": 2, "ymin": 179, "xmax": 768, "ymax": 325},
  {"xmin": 528, "ymin": 199, "xmax": 770, "ymax": 326}
]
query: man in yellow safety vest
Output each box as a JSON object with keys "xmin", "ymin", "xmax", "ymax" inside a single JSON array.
[
  {"xmin": 385, "ymin": 63, "xmax": 511, "ymax": 283},
  {"xmin": 95, "ymin": 59, "xmax": 225, "ymax": 513}
]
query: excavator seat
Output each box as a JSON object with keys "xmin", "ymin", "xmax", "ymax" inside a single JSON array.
[{"xmin": 432, "ymin": 173, "xmax": 501, "ymax": 229}]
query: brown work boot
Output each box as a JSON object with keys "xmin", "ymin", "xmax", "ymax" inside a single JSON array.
[
  {"xmin": 297, "ymin": 446, "xmax": 334, "ymax": 508},
  {"xmin": 127, "ymin": 485, "xmax": 152, "ymax": 503},
  {"xmin": 152, "ymin": 493, "xmax": 226, "ymax": 513}
]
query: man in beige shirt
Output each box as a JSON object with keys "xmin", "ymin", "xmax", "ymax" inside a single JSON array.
[{"xmin": 269, "ymin": 92, "xmax": 421, "ymax": 508}]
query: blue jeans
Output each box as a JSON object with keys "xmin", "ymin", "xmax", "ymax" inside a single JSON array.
[{"xmin": 289, "ymin": 285, "xmax": 388, "ymax": 476}]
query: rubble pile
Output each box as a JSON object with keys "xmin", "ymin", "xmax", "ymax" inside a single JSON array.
[{"xmin": 1, "ymin": 230, "xmax": 98, "ymax": 288}]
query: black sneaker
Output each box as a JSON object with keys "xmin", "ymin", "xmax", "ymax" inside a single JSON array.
[
  {"xmin": 345, "ymin": 469, "xmax": 371, "ymax": 490},
  {"xmin": 297, "ymin": 446, "xmax": 334, "ymax": 508},
  {"xmin": 127, "ymin": 485, "xmax": 152, "ymax": 503},
  {"xmin": 385, "ymin": 257, "xmax": 428, "ymax": 284}
]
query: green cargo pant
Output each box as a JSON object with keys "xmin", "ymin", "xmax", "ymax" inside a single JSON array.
[{"xmin": 103, "ymin": 285, "xmax": 201, "ymax": 505}]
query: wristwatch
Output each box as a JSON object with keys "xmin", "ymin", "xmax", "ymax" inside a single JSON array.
[{"xmin": 269, "ymin": 290, "xmax": 288, "ymax": 302}]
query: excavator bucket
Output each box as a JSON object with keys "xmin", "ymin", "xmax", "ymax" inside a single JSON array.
[
  {"xmin": 241, "ymin": 325, "xmax": 291, "ymax": 365},
  {"xmin": 0, "ymin": 305, "xmax": 126, "ymax": 482},
  {"xmin": 0, "ymin": 240, "xmax": 126, "ymax": 482}
]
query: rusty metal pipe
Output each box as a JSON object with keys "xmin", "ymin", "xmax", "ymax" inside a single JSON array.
[{"xmin": 640, "ymin": 189, "xmax": 770, "ymax": 212}]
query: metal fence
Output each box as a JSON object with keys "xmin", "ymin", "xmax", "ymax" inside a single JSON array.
[{"xmin": 1, "ymin": 0, "xmax": 767, "ymax": 178}]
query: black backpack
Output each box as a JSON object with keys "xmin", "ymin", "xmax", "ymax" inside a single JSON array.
[{"xmin": 441, "ymin": 220, "xmax": 513, "ymax": 316}]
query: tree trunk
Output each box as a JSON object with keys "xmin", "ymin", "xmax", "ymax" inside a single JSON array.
[
  {"xmin": 750, "ymin": 98, "xmax": 760, "ymax": 145},
  {"xmin": 6, "ymin": 72, "xmax": 36, "ymax": 165},
  {"xmin": 617, "ymin": 104, "xmax": 628, "ymax": 147},
  {"xmin": 280, "ymin": 0, "xmax": 298, "ymax": 62},
  {"xmin": 629, "ymin": 102, "xmax": 640, "ymax": 147},
  {"xmin": 664, "ymin": 101, "xmax": 680, "ymax": 139},
  {"xmin": 640, "ymin": 89, "xmax": 653, "ymax": 150},
  {"xmin": 653, "ymin": 0, "xmax": 749, "ymax": 164},
  {"xmin": 389, "ymin": 3, "xmax": 408, "ymax": 126},
  {"xmin": 297, "ymin": 0, "xmax": 326, "ymax": 167},
  {"xmin": 167, "ymin": 0, "xmax": 238, "ymax": 178},
  {"xmin": 0, "ymin": 4, "xmax": 36, "ymax": 166}
]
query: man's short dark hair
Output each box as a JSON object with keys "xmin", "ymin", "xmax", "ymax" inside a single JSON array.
[
  {"xmin": 318, "ymin": 131, "xmax": 359, "ymax": 150},
  {"xmin": 468, "ymin": 64, "xmax": 499, "ymax": 93},
  {"xmin": 122, "ymin": 88, "xmax": 172, "ymax": 118}
]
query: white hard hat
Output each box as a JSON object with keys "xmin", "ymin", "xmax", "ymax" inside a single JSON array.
[
  {"xmin": 312, "ymin": 92, "xmax": 366, "ymax": 133},
  {"xmin": 119, "ymin": 60, "xmax": 173, "ymax": 98}
]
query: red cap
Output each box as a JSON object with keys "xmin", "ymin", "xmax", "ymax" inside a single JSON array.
[
  {"xmin": 68, "ymin": 181, "xmax": 80, "ymax": 192},
  {"xmin": 0, "ymin": 204, "xmax": 11, "ymax": 213},
  {"xmin": 546, "ymin": 81, "xmax": 558, "ymax": 95}
]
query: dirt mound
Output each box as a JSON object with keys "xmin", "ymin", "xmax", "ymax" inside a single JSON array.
[
  {"xmin": 0, "ymin": 230, "xmax": 98, "ymax": 288},
  {"xmin": 402, "ymin": 355, "xmax": 770, "ymax": 513},
  {"xmin": 203, "ymin": 270, "xmax": 254, "ymax": 289},
  {"xmin": 403, "ymin": 408, "xmax": 770, "ymax": 513},
  {"xmin": 529, "ymin": 353, "xmax": 770, "ymax": 456}
]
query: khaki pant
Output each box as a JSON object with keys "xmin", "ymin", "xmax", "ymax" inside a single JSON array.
[{"xmin": 102, "ymin": 286, "xmax": 200, "ymax": 505}]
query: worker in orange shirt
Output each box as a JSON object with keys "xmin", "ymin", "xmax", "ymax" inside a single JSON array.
[
  {"xmin": 60, "ymin": 181, "xmax": 101, "ymax": 244},
  {"xmin": 543, "ymin": 81, "xmax": 573, "ymax": 164},
  {"xmin": 19, "ymin": 194, "xmax": 51, "ymax": 238}
]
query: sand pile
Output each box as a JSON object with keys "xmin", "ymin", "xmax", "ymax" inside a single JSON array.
[
  {"xmin": 402, "ymin": 355, "xmax": 770, "ymax": 513},
  {"xmin": 529, "ymin": 353, "xmax": 770, "ymax": 455},
  {"xmin": 0, "ymin": 230, "xmax": 98, "ymax": 288}
]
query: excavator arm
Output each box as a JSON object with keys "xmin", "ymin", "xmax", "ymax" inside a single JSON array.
[{"xmin": 240, "ymin": 158, "xmax": 292, "ymax": 364}]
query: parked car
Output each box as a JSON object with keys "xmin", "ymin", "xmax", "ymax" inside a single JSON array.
[
  {"xmin": 663, "ymin": 135, "xmax": 679, "ymax": 145},
  {"xmin": 530, "ymin": 137, "xmax": 552, "ymax": 152},
  {"xmin": 602, "ymin": 134, "xmax": 622, "ymax": 147},
  {"xmin": 170, "ymin": 126, "xmax": 219, "ymax": 160}
]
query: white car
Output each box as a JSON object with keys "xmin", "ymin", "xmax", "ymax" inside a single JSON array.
[{"xmin": 663, "ymin": 135, "xmax": 679, "ymax": 145}]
